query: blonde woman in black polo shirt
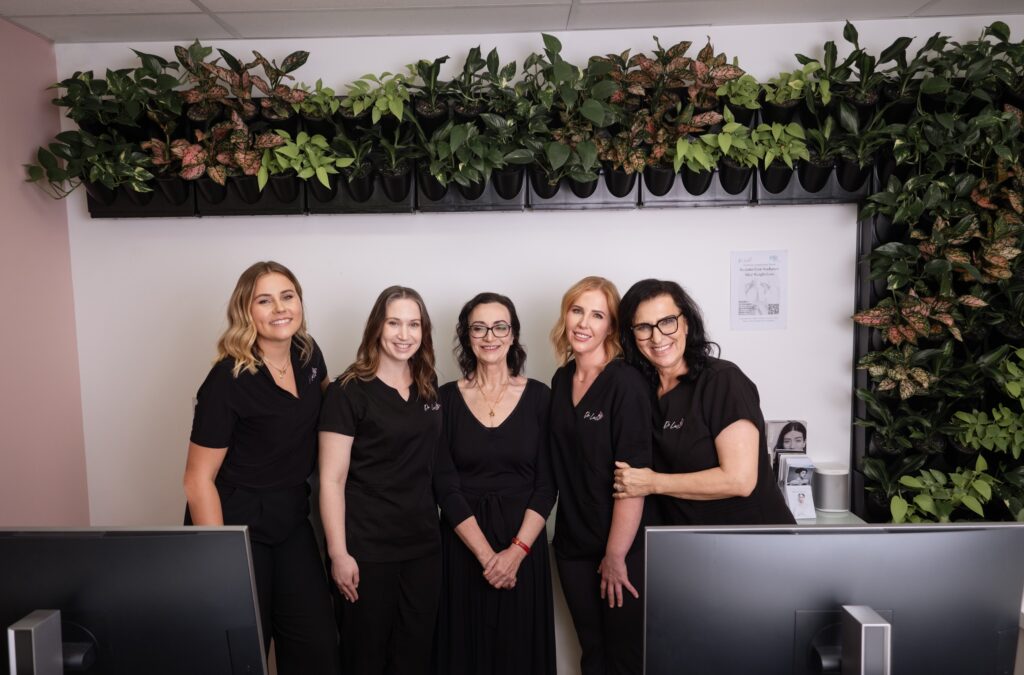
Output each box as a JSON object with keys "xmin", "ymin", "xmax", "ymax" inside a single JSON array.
[
  {"xmin": 319, "ymin": 286, "xmax": 443, "ymax": 675},
  {"xmin": 184, "ymin": 261, "xmax": 338, "ymax": 674}
]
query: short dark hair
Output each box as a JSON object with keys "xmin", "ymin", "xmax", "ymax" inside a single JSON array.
[
  {"xmin": 619, "ymin": 279, "xmax": 719, "ymax": 388},
  {"xmin": 453, "ymin": 292, "xmax": 527, "ymax": 377},
  {"xmin": 775, "ymin": 421, "xmax": 808, "ymax": 450}
]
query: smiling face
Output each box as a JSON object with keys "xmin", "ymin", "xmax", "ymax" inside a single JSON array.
[
  {"xmin": 468, "ymin": 302, "xmax": 513, "ymax": 371},
  {"xmin": 379, "ymin": 298, "xmax": 423, "ymax": 365},
  {"xmin": 632, "ymin": 293, "xmax": 687, "ymax": 376},
  {"xmin": 249, "ymin": 272, "xmax": 302, "ymax": 348},
  {"xmin": 565, "ymin": 289, "xmax": 612, "ymax": 360},
  {"xmin": 783, "ymin": 430, "xmax": 806, "ymax": 451}
]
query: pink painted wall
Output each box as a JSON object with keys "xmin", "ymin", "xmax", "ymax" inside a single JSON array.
[{"xmin": 0, "ymin": 18, "xmax": 89, "ymax": 526}]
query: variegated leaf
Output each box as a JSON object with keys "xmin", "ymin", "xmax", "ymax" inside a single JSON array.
[
  {"xmin": 207, "ymin": 165, "xmax": 227, "ymax": 185},
  {"xmin": 958, "ymin": 295, "xmax": 988, "ymax": 308}
]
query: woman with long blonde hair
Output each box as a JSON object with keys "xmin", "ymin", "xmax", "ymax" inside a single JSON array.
[
  {"xmin": 183, "ymin": 261, "xmax": 337, "ymax": 674},
  {"xmin": 319, "ymin": 286, "xmax": 442, "ymax": 675},
  {"xmin": 547, "ymin": 276, "xmax": 652, "ymax": 675}
]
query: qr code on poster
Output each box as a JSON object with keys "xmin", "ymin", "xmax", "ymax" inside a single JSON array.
[{"xmin": 767, "ymin": 304, "xmax": 780, "ymax": 315}]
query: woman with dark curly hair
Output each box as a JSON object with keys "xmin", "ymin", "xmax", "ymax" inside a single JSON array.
[
  {"xmin": 433, "ymin": 292, "xmax": 556, "ymax": 675},
  {"xmin": 613, "ymin": 279, "xmax": 793, "ymax": 526}
]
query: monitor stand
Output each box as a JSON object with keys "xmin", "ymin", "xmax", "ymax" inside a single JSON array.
[
  {"xmin": 7, "ymin": 610, "xmax": 62, "ymax": 675},
  {"xmin": 840, "ymin": 605, "xmax": 891, "ymax": 675}
]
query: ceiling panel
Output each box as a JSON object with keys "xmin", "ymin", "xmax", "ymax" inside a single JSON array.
[
  {"xmin": 8, "ymin": 13, "xmax": 232, "ymax": 42},
  {"xmin": 914, "ymin": 0, "xmax": 1024, "ymax": 15},
  {"xmin": 204, "ymin": 0, "xmax": 568, "ymax": 9},
  {"xmin": 0, "ymin": 0, "xmax": 200, "ymax": 15},
  {"xmin": 216, "ymin": 6, "xmax": 571, "ymax": 38}
]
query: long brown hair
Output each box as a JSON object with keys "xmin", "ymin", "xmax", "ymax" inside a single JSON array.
[
  {"xmin": 340, "ymin": 286, "xmax": 437, "ymax": 403},
  {"xmin": 216, "ymin": 261, "xmax": 313, "ymax": 377},
  {"xmin": 549, "ymin": 276, "xmax": 623, "ymax": 366}
]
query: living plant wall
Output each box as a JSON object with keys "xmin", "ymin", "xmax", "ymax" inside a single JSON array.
[{"xmin": 23, "ymin": 21, "xmax": 1024, "ymax": 523}]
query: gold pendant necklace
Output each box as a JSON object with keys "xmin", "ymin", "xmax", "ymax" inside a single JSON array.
[
  {"xmin": 477, "ymin": 377, "xmax": 510, "ymax": 420},
  {"xmin": 265, "ymin": 357, "xmax": 290, "ymax": 379}
]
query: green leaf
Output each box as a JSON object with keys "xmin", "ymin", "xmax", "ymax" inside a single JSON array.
[
  {"xmin": 542, "ymin": 33, "xmax": 562, "ymax": 55},
  {"xmin": 590, "ymin": 79, "xmax": 618, "ymax": 101},
  {"xmin": 315, "ymin": 166, "xmax": 330, "ymax": 188},
  {"xmin": 920, "ymin": 77, "xmax": 949, "ymax": 95},
  {"xmin": 972, "ymin": 480, "xmax": 992, "ymax": 501},
  {"xmin": 719, "ymin": 134, "xmax": 732, "ymax": 155},
  {"xmin": 580, "ymin": 99, "xmax": 605, "ymax": 125},
  {"xmin": 891, "ymin": 495, "xmax": 909, "ymax": 523},
  {"xmin": 553, "ymin": 61, "xmax": 573, "ymax": 83},
  {"xmin": 913, "ymin": 494, "xmax": 936, "ymax": 515},
  {"xmin": 450, "ymin": 125, "xmax": 468, "ymax": 153},
  {"xmin": 257, "ymin": 165, "xmax": 268, "ymax": 191},
  {"xmin": 576, "ymin": 141, "xmax": 597, "ymax": 170},
  {"xmin": 503, "ymin": 149, "xmax": 534, "ymax": 164},
  {"xmin": 546, "ymin": 142, "xmax": 570, "ymax": 170},
  {"xmin": 961, "ymin": 494, "xmax": 984, "ymax": 517},
  {"xmin": 900, "ymin": 475, "xmax": 924, "ymax": 489},
  {"xmin": 976, "ymin": 454, "xmax": 988, "ymax": 472}
]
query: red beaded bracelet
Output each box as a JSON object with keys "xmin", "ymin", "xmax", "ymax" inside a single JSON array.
[{"xmin": 511, "ymin": 536, "xmax": 531, "ymax": 555}]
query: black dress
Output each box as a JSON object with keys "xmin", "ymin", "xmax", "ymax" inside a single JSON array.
[
  {"xmin": 434, "ymin": 379, "xmax": 557, "ymax": 675},
  {"xmin": 653, "ymin": 357, "xmax": 795, "ymax": 525}
]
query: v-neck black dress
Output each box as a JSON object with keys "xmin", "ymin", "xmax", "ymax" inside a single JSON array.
[{"xmin": 434, "ymin": 379, "xmax": 556, "ymax": 675}]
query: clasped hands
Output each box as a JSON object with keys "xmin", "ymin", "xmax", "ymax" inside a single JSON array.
[
  {"xmin": 612, "ymin": 461, "xmax": 657, "ymax": 499},
  {"xmin": 481, "ymin": 545, "xmax": 526, "ymax": 590}
]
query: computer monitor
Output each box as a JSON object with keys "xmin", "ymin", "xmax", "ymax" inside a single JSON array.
[
  {"xmin": 645, "ymin": 524, "xmax": 1024, "ymax": 675},
  {"xmin": 0, "ymin": 527, "xmax": 266, "ymax": 675}
]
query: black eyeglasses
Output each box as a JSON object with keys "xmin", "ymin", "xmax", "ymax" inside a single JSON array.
[
  {"xmin": 631, "ymin": 313, "xmax": 684, "ymax": 341},
  {"xmin": 468, "ymin": 322, "xmax": 512, "ymax": 339}
]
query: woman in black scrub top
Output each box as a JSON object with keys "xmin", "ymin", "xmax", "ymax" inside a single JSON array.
[
  {"xmin": 183, "ymin": 261, "xmax": 338, "ymax": 674},
  {"xmin": 613, "ymin": 279, "xmax": 793, "ymax": 526},
  {"xmin": 319, "ymin": 286, "xmax": 442, "ymax": 675},
  {"xmin": 433, "ymin": 292, "xmax": 557, "ymax": 675},
  {"xmin": 548, "ymin": 276, "xmax": 652, "ymax": 675}
]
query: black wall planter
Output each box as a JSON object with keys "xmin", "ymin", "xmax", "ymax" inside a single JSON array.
[
  {"xmin": 798, "ymin": 159, "xmax": 834, "ymax": 193},
  {"xmin": 418, "ymin": 170, "xmax": 449, "ymax": 201},
  {"xmin": 379, "ymin": 169, "xmax": 414, "ymax": 203},
  {"xmin": 492, "ymin": 167, "xmax": 525, "ymax": 201},
  {"xmin": 755, "ymin": 163, "xmax": 870, "ymax": 205},
  {"xmin": 758, "ymin": 162, "xmax": 794, "ymax": 195},
  {"xmin": 643, "ymin": 165, "xmax": 676, "ymax": 196},
  {"xmin": 307, "ymin": 173, "xmax": 415, "ymax": 214},
  {"xmin": 641, "ymin": 167, "xmax": 753, "ymax": 207},
  {"xmin": 530, "ymin": 168, "xmax": 637, "ymax": 210},
  {"xmin": 836, "ymin": 157, "xmax": 874, "ymax": 192},
  {"xmin": 86, "ymin": 181, "xmax": 196, "ymax": 218},
  {"xmin": 300, "ymin": 113, "xmax": 337, "ymax": 138},
  {"xmin": 418, "ymin": 174, "xmax": 526, "ymax": 212},
  {"xmin": 268, "ymin": 173, "xmax": 301, "ymax": 203},
  {"xmin": 197, "ymin": 176, "xmax": 305, "ymax": 216},
  {"xmin": 528, "ymin": 169, "xmax": 561, "ymax": 199},
  {"xmin": 603, "ymin": 166, "xmax": 638, "ymax": 199},
  {"xmin": 760, "ymin": 99, "xmax": 800, "ymax": 124},
  {"xmin": 568, "ymin": 177, "xmax": 599, "ymax": 199},
  {"xmin": 718, "ymin": 161, "xmax": 754, "ymax": 195}
]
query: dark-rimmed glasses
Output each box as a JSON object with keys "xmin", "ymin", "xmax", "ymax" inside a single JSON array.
[
  {"xmin": 631, "ymin": 313, "xmax": 684, "ymax": 341},
  {"xmin": 468, "ymin": 322, "xmax": 512, "ymax": 339}
]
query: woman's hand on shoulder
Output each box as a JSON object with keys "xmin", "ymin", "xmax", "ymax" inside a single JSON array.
[
  {"xmin": 597, "ymin": 553, "xmax": 638, "ymax": 608},
  {"xmin": 613, "ymin": 461, "xmax": 658, "ymax": 499},
  {"xmin": 483, "ymin": 546, "xmax": 525, "ymax": 590},
  {"xmin": 331, "ymin": 553, "xmax": 360, "ymax": 602}
]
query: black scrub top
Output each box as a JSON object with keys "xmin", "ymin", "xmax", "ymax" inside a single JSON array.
[
  {"xmin": 319, "ymin": 376, "xmax": 442, "ymax": 563},
  {"xmin": 549, "ymin": 359, "xmax": 653, "ymax": 560},
  {"xmin": 190, "ymin": 339, "xmax": 327, "ymax": 490},
  {"xmin": 653, "ymin": 357, "xmax": 795, "ymax": 525}
]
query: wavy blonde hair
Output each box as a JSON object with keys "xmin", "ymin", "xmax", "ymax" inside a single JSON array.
[
  {"xmin": 549, "ymin": 276, "xmax": 623, "ymax": 366},
  {"xmin": 340, "ymin": 286, "xmax": 437, "ymax": 403},
  {"xmin": 216, "ymin": 261, "xmax": 314, "ymax": 377}
]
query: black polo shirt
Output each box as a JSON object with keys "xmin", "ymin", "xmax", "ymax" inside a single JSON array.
[
  {"xmin": 190, "ymin": 339, "xmax": 327, "ymax": 491},
  {"xmin": 653, "ymin": 357, "xmax": 794, "ymax": 525},
  {"xmin": 549, "ymin": 359, "xmax": 652, "ymax": 560},
  {"xmin": 319, "ymin": 376, "xmax": 442, "ymax": 562}
]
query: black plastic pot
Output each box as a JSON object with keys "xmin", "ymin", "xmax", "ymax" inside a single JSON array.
[
  {"xmin": 156, "ymin": 176, "xmax": 190, "ymax": 205},
  {"xmin": 798, "ymin": 158, "xmax": 834, "ymax": 193},
  {"xmin": 380, "ymin": 168, "xmax": 413, "ymax": 202},
  {"xmin": 529, "ymin": 169, "xmax": 561, "ymax": 199},
  {"xmin": 230, "ymin": 175, "xmax": 262, "ymax": 204},
  {"xmin": 452, "ymin": 101, "xmax": 484, "ymax": 127},
  {"xmin": 568, "ymin": 176, "xmax": 599, "ymax": 199},
  {"xmin": 760, "ymin": 99, "xmax": 800, "ymax": 125},
  {"xmin": 337, "ymin": 109, "xmax": 371, "ymax": 137},
  {"xmin": 418, "ymin": 170, "xmax": 449, "ymax": 201},
  {"xmin": 681, "ymin": 167, "xmax": 714, "ymax": 196},
  {"xmin": 872, "ymin": 215, "xmax": 908, "ymax": 245},
  {"xmin": 308, "ymin": 173, "xmax": 339, "ymax": 202},
  {"xmin": 301, "ymin": 113, "xmax": 336, "ymax": 138},
  {"xmin": 836, "ymin": 156, "xmax": 873, "ymax": 192},
  {"xmin": 491, "ymin": 167, "xmax": 524, "ymax": 200},
  {"xmin": 196, "ymin": 176, "xmax": 228, "ymax": 204},
  {"xmin": 759, "ymin": 162, "xmax": 794, "ymax": 194},
  {"xmin": 122, "ymin": 185, "xmax": 154, "ymax": 206},
  {"xmin": 269, "ymin": 172, "xmax": 300, "ymax": 203},
  {"xmin": 717, "ymin": 160, "xmax": 753, "ymax": 195},
  {"xmin": 881, "ymin": 87, "xmax": 915, "ymax": 124},
  {"xmin": 603, "ymin": 165, "xmax": 637, "ymax": 198},
  {"xmin": 415, "ymin": 98, "xmax": 449, "ymax": 136},
  {"xmin": 261, "ymin": 108, "xmax": 299, "ymax": 136},
  {"xmin": 643, "ymin": 165, "xmax": 676, "ymax": 197},
  {"xmin": 456, "ymin": 179, "xmax": 486, "ymax": 200},
  {"xmin": 722, "ymin": 100, "xmax": 756, "ymax": 126},
  {"xmin": 343, "ymin": 169, "xmax": 375, "ymax": 202}
]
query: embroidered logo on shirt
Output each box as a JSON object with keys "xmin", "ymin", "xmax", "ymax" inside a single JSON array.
[
  {"xmin": 664, "ymin": 417, "xmax": 685, "ymax": 430},
  {"xmin": 309, "ymin": 367, "xmax": 319, "ymax": 384},
  {"xmin": 583, "ymin": 410, "xmax": 604, "ymax": 422},
  {"xmin": 424, "ymin": 402, "xmax": 441, "ymax": 412}
]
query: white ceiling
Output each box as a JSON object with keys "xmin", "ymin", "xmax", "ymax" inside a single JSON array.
[{"xmin": 1, "ymin": 0, "xmax": 1022, "ymax": 43}]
